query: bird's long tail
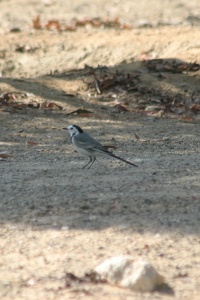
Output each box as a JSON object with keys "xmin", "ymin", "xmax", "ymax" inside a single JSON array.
[
  {"xmin": 95, "ymin": 146, "xmax": 138, "ymax": 167},
  {"xmin": 110, "ymin": 153, "xmax": 138, "ymax": 167}
]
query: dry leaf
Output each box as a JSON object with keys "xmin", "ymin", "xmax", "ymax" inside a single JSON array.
[
  {"xmin": 66, "ymin": 108, "xmax": 93, "ymax": 116},
  {"xmin": 134, "ymin": 133, "xmax": 141, "ymax": 140},
  {"xmin": 0, "ymin": 93, "xmax": 16, "ymax": 104},
  {"xmin": 145, "ymin": 58, "xmax": 200, "ymax": 73},
  {"xmin": 103, "ymin": 145, "xmax": 117, "ymax": 151},
  {"xmin": 0, "ymin": 153, "xmax": 13, "ymax": 158},
  {"xmin": 33, "ymin": 16, "xmax": 133, "ymax": 32},
  {"xmin": 134, "ymin": 133, "xmax": 148, "ymax": 142},
  {"xmin": 26, "ymin": 141, "xmax": 39, "ymax": 146},
  {"xmin": 33, "ymin": 16, "xmax": 42, "ymax": 30},
  {"xmin": 40, "ymin": 101, "xmax": 62, "ymax": 109},
  {"xmin": 191, "ymin": 104, "xmax": 200, "ymax": 111},
  {"xmin": 175, "ymin": 273, "xmax": 188, "ymax": 278},
  {"xmin": 64, "ymin": 25, "xmax": 76, "ymax": 31},
  {"xmin": 78, "ymin": 112, "xmax": 101, "ymax": 118},
  {"xmin": 145, "ymin": 110, "xmax": 165, "ymax": 117},
  {"xmin": 65, "ymin": 271, "xmax": 105, "ymax": 288},
  {"xmin": 112, "ymin": 104, "xmax": 129, "ymax": 112},
  {"xmin": 45, "ymin": 20, "xmax": 62, "ymax": 31},
  {"xmin": 84, "ymin": 69, "xmax": 139, "ymax": 94},
  {"xmin": 177, "ymin": 116, "xmax": 194, "ymax": 122}
]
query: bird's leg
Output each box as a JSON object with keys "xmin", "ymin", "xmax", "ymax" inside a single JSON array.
[
  {"xmin": 83, "ymin": 157, "xmax": 92, "ymax": 169},
  {"xmin": 88, "ymin": 156, "xmax": 96, "ymax": 169}
]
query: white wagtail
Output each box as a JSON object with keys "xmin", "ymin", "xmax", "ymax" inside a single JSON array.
[{"xmin": 64, "ymin": 124, "xmax": 138, "ymax": 169}]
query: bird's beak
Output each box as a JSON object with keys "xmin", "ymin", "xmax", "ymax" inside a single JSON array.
[{"xmin": 63, "ymin": 127, "xmax": 68, "ymax": 130}]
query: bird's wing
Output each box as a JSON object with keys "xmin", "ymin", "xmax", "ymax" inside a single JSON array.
[{"xmin": 74, "ymin": 133, "xmax": 111, "ymax": 153}]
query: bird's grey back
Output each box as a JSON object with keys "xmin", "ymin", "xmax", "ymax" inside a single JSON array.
[{"xmin": 73, "ymin": 132, "xmax": 103, "ymax": 149}]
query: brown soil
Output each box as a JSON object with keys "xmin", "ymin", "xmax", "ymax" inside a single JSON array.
[{"xmin": 0, "ymin": 1, "xmax": 200, "ymax": 299}]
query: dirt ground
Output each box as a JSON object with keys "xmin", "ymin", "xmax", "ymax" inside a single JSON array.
[{"xmin": 0, "ymin": 1, "xmax": 200, "ymax": 299}]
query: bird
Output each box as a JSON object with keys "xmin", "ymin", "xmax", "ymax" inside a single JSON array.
[{"xmin": 64, "ymin": 124, "xmax": 138, "ymax": 169}]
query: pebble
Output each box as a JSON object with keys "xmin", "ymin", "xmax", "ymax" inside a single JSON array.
[{"xmin": 95, "ymin": 256, "xmax": 164, "ymax": 292}]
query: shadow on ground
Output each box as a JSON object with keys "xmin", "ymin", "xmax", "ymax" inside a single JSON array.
[
  {"xmin": 1, "ymin": 57, "xmax": 200, "ymax": 110},
  {"xmin": 1, "ymin": 101, "xmax": 200, "ymax": 235}
]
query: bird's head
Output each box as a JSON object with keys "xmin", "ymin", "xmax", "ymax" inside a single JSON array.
[{"xmin": 64, "ymin": 124, "xmax": 83, "ymax": 137}]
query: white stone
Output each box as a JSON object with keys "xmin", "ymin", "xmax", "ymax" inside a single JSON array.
[{"xmin": 95, "ymin": 256, "xmax": 164, "ymax": 292}]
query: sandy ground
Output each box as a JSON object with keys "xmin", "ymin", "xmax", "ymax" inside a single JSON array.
[{"xmin": 0, "ymin": 1, "xmax": 200, "ymax": 299}]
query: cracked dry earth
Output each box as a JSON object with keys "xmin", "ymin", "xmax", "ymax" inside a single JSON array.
[{"xmin": 0, "ymin": 0, "xmax": 200, "ymax": 299}]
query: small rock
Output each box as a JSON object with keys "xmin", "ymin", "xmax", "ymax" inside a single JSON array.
[{"xmin": 95, "ymin": 256, "xmax": 164, "ymax": 292}]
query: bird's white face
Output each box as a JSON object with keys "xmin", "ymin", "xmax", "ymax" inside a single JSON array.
[{"xmin": 67, "ymin": 125, "xmax": 81, "ymax": 137}]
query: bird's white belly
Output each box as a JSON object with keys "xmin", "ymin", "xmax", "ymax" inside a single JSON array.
[
  {"xmin": 74, "ymin": 146, "xmax": 94, "ymax": 156},
  {"xmin": 74, "ymin": 145, "xmax": 105, "ymax": 157}
]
